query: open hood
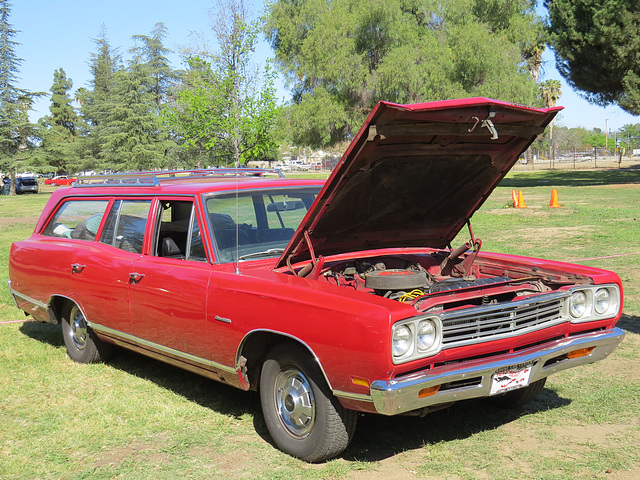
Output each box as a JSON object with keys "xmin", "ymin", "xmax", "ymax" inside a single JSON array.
[{"xmin": 276, "ymin": 98, "xmax": 561, "ymax": 269}]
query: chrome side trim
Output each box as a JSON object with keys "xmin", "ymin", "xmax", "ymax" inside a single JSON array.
[
  {"xmin": 7, "ymin": 280, "xmax": 20, "ymax": 309},
  {"xmin": 90, "ymin": 322, "xmax": 236, "ymax": 374},
  {"xmin": 333, "ymin": 390, "xmax": 373, "ymax": 403},
  {"xmin": 371, "ymin": 327, "xmax": 625, "ymax": 416},
  {"xmin": 9, "ymin": 285, "xmax": 48, "ymax": 310}
]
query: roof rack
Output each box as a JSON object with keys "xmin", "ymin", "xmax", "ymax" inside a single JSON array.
[{"xmin": 73, "ymin": 168, "xmax": 285, "ymax": 187}]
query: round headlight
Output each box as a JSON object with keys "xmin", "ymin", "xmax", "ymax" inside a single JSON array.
[
  {"xmin": 416, "ymin": 320, "xmax": 436, "ymax": 352},
  {"xmin": 594, "ymin": 288, "xmax": 610, "ymax": 315},
  {"xmin": 392, "ymin": 325, "xmax": 412, "ymax": 357},
  {"xmin": 570, "ymin": 291, "xmax": 588, "ymax": 318}
]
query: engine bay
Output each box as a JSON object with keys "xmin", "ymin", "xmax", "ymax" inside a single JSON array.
[{"xmin": 316, "ymin": 251, "xmax": 572, "ymax": 313}]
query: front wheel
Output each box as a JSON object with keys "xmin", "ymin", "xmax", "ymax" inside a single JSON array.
[
  {"xmin": 61, "ymin": 303, "xmax": 113, "ymax": 363},
  {"xmin": 260, "ymin": 344, "xmax": 357, "ymax": 462}
]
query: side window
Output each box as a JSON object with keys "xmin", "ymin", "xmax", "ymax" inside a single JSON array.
[
  {"xmin": 188, "ymin": 211, "xmax": 207, "ymax": 262},
  {"xmin": 154, "ymin": 200, "xmax": 207, "ymax": 262},
  {"xmin": 205, "ymin": 188, "xmax": 317, "ymax": 263},
  {"xmin": 99, "ymin": 199, "xmax": 151, "ymax": 254},
  {"xmin": 41, "ymin": 200, "xmax": 108, "ymax": 241},
  {"xmin": 207, "ymin": 195, "xmax": 257, "ymax": 263}
]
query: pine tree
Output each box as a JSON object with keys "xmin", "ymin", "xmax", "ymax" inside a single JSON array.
[
  {"xmin": 131, "ymin": 23, "xmax": 179, "ymax": 107},
  {"xmin": 100, "ymin": 61, "xmax": 170, "ymax": 171},
  {"xmin": 0, "ymin": 0, "xmax": 42, "ymax": 192},
  {"xmin": 78, "ymin": 26, "xmax": 122, "ymax": 171},
  {"xmin": 546, "ymin": 0, "xmax": 640, "ymax": 114},
  {"xmin": 97, "ymin": 23, "xmax": 179, "ymax": 171},
  {"xmin": 39, "ymin": 68, "xmax": 79, "ymax": 173},
  {"xmin": 0, "ymin": 0, "xmax": 20, "ymax": 104}
]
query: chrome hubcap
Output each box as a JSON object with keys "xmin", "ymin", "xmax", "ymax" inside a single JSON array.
[
  {"xmin": 274, "ymin": 368, "xmax": 315, "ymax": 438},
  {"xmin": 68, "ymin": 307, "xmax": 87, "ymax": 351}
]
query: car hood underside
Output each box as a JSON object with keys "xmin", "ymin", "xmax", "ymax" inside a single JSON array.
[{"xmin": 276, "ymin": 98, "xmax": 561, "ymax": 269}]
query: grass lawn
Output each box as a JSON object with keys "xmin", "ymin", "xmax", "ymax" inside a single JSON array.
[{"xmin": 1, "ymin": 172, "xmax": 639, "ymax": 480}]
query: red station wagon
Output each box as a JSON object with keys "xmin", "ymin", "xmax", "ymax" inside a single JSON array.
[{"xmin": 8, "ymin": 98, "xmax": 625, "ymax": 462}]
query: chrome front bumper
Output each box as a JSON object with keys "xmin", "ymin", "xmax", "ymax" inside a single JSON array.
[{"xmin": 370, "ymin": 327, "xmax": 625, "ymax": 415}]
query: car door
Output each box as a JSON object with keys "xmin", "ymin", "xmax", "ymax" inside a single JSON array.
[
  {"xmin": 25, "ymin": 199, "xmax": 110, "ymax": 319},
  {"xmin": 127, "ymin": 198, "xmax": 213, "ymax": 358},
  {"xmin": 71, "ymin": 198, "xmax": 152, "ymax": 334}
]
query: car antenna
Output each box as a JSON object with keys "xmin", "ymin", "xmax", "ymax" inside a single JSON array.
[{"xmin": 234, "ymin": 161, "xmax": 240, "ymax": 275}]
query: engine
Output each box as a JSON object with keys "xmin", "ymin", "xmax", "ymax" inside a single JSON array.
[{"xmin": 323, "ymin": 257, "xmax": 513, "ymax": 303}]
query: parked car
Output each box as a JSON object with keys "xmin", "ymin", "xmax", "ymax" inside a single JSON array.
[
  {"xmin": 45, "ymin": 175, "xmax": 76, "ymax": 186},
  {"xmin": 14, "ymin": 175, "xmax": 39, "ymax": 194},
  {"xmin": 8, "ymin": 98, "xmax": 624, "ymax": 462}
]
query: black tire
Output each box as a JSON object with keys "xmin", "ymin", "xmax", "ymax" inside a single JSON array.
[
  {"xmin": 61, "ymin": 303, "xmax": 113, "ymax": 363},
  {"xmin": 486, "ymin": 378, "xmax": 547, "ymax": 409},
  {"xmin": 259, "ymin": 344, "xmax": 357, "ymax": 462}
]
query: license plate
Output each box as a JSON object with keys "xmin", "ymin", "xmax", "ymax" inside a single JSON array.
[{"xmin": 490, "ymin": 363, "xmax": 532, "ymax": 395}]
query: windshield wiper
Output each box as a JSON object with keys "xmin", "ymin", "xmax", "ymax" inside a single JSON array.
[{"xmin": 238, "ymin": 248, "xmax": 285, "ymax": 261}]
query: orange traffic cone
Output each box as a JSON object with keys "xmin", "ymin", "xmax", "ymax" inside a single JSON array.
[
  {"xmin": 512, "ymin": 190, "xmax": 518, "ymax": 208},
  {"xmin": 516, "ymin": 190, "xmax": 527, "ymax": 208},
  {"xmin": 549, "ymin": 189, "xmax": 560, "ymax": 208}
]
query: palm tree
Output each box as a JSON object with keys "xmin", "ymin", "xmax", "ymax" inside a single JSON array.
[
  {"xmin": 540, "ymin": 80, "xmax": 562, "ymax": 162},
  {"xmin": 524, "ymin": 40, "xmax": 545, "ymax": 83}
]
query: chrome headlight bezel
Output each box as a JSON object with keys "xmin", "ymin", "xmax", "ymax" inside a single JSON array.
[
  {"xmin": 391, "ymin": 315, "xmax": 442, "ymax": 364},
  {"xmin": 567, "ymin": 284, "xmax": 621, "ymax": 323}
]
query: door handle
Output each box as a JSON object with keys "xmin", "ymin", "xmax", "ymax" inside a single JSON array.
[
  {"xmin": 71, "ymin": 263, "xmax": 86, "ymax": 274},
  {"xmin": 128, "ymin": 272, "xmax": 145, "ymax": 284}
]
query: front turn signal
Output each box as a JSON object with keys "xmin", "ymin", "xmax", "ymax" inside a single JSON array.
[
  {"xmin": 567, "ymin": 347, "xmax": 595, "ymax": 359},
  {"xmin": 418, "ymin": 385, "xmax": 441, "ymax": 398}
]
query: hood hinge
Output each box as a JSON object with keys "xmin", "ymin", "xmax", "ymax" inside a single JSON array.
[
  {"xmin": 286, "ymin": 230, "xmax": 325, "ymax": 279},
  {"xmin": 468, "ymin": 110, "xmax": 499, "ymax": 140}
]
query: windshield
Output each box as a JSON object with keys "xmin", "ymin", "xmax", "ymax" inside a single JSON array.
[{"xmin": 205, "ymin": 187, "xmax": 320, "ymax": 263}]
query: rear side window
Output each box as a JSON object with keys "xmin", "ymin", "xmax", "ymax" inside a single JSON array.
[
  {"xmin": 42, "ymin": 200, "xmax": 109, "ymax": 241},
  {"xmin": 99, "ymin": 200, "xmax": 152, "ymax": 254}
]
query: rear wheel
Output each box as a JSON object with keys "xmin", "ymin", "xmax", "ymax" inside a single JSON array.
[
  {"xmin": 259, "ymin": 344, "xmax": 357, "ymax": 462},
  {"xmin": 486, "ymin": 378, "xmax": 547, "ymax": 408},
  {"xmin": 61, "ymin": 304, "xmax": 113, "ymax": 363}
]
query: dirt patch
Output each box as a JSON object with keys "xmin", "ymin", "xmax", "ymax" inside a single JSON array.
[
  {"xmin": 92, "ymin": 435, "xmax": 171, "ymax": 469},
  {"xmin": 0, "ymin": 215, "xmax": 39, "ymax": 227},
  {"xmin": 599, "ymin": 183, "xmax": 640, "ymax": 189},
  {"xmin": 486, "ymin": 206, "xmax": 552, "ymax": 216},
  {"xmin": 345, "ymin": 450, "xmax": 425, "ymax": 480},
  {"xmin": 552, "ymin": 422, "xmax": 636, "ymax": 447},
  {"xmin": 490, "ymin": 224, "xmax": 597, "ymax": 250}
]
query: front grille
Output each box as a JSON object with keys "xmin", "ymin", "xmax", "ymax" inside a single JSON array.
[{"xmin": 440, "ymin": 291, "xmax": 568, "ymax": 349}]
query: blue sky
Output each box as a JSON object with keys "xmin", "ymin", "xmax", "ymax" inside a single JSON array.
[{"xmin": 10, "ymin": 0, "xmax": 639, "ymax": 133}]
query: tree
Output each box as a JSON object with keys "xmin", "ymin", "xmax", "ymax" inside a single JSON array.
[
  {"xmin": 39, "ymin": 68, "xmax": 79, "ymax": 173},
  {"xmin": 99, "ymin": 61, "xmax": 172, "ymax": 171},
  {"xmin": 545, "ymin": 0, "xmax": 640, "ymax": 114},
  {"xmin": 166, "ymin": 0, "xmax": 280, "ymax": 166},
  {"xmin": 540, "ymin": 79, "xmax": 562, "ymax": 161},
  {"xmin": 77, "ymin": 26, "xmax": 122, "ymax": 171},
  {"xmin": 75, "ymin": 25, "xmax": 182, "ymax": 172},
  {"xmin": 265, "ymin": 0, "xmax": 543, "ymax": 148},
  {"xmin": 95, "ymin": 24, "xmax": 180, "ymax": 171},
  {"xmin": 131, "ymin": 23, "xmax": 179, "ymax": 108},
  {"xmin": 617, "ymin": 124, "xmax": 639, "ymax": 155},
  {"xmin": 0, "ymin": 0, "xmax": 41, "ymax": 191}
]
